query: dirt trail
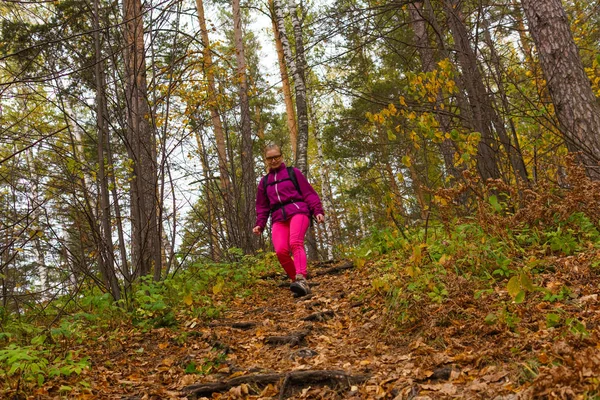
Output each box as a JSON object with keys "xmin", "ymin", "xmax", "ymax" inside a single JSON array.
[{"xmin": 85, "ymin": 260, "xmax": 518, "ymax": 399}]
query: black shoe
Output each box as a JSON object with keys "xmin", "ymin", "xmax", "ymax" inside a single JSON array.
[{"xmin": 290, "ymin": 274, "xmax": 311, "ymax": 297}]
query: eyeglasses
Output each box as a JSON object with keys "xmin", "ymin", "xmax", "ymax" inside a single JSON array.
[{"xmin": 266, "ymin": 154, "xmax": 282, "ymax": 162}]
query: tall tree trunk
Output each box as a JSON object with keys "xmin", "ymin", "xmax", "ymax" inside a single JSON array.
[
  {"xmin": 93, "ymin": 0, "xmax": 121, "ymax": 299},
  {"xmin": 196, "ymin": 131, "xmax": 222, "ymax": 261},
  {"xmin": 123, "ymin": 0, "xmax": 162, "ymax": 278},
  {"xmin": 521, "ymin": 0, "xmax": 600, "ymax": 178},
  {"xmin": 274, "ymin": 0, "xmax": 317, "ymax": 259},
  {"xmin": 273, "ymin": 0, "xmax": 309, "ymax": 172},
  {"xmin": 195, "ymin": 0, "xmax": 235, "ymax": 237},
  {"xmin": 481, "ymin": 18, "xmax": 530, "ymax": 184},
  {"xmin": 233, "ymin": 0, "xmax": 257, "ymax": 253},
  {"xmin": 311, "ymin": 104, "xmax": 336, "ymax": 260},
  {"xmin": 287, "ymin": 0, "xmax": 310, "ymax": 172},
  {"xmin": 269, "ymin": 0, "xmax": 298, "ymax": 157},
  {"xmin": 442, "ymin": 0, "xmax": 501, "ymax": 182},
  {"xmin": 107, "ymin": 137, "xmax": 131, "ymax": 288}
]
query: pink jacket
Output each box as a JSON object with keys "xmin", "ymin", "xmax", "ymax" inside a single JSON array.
[{"xmin": 255, "ymin": 163, "xmax": 324, "ymax": 229}]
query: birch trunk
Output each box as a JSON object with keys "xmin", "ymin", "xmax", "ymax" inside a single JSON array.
[
  {"xmin": 273, "ymin": 0, "xmax": 309, "ymax": 172},
  {"xmin": 521, "ymin": 0, "xmax": 600, "ymax": 178},
  {"xmin": 269, "ymin": 0, "xmax": 298, "ymax": 157},
  {"xmin": 287, "ymin": 0, "xmax": 309, "ymax": 172}
]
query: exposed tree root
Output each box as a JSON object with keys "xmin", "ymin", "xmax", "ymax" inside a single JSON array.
[
  {"xmin": 264, "ymin": 330, "xmax": 310, "ymax": 346},
  {"xmin": 313, "ymin": 261, "xmax": 355, "ymax": 277},
  {"xmin": 302, "ymin": 310, "xmax": 334, "ymax": 321},
  {"xmin": 260, "ymin": 260, "xmax": 353, "ymax": 281},
  {"xmin": 208, "ymin": 321, "xmax": 258, "ymax": 330},
  {"xmin": 182, "ymin": 369, "xmax": 370, "ymax": 398},
  {"xmin": 313, "ymin": 259, "xmax": 337, "ymax": 268}
]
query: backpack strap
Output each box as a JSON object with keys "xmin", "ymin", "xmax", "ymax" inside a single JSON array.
[
  {"xmin": 287, "ymin": 166, "xmax": 302, "ymax": 196},
  {"xmin": 262, "ymin": 167, "xmax": 303, "ymax": 197}
]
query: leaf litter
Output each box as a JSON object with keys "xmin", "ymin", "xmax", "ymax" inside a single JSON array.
[{"xmin": 13, "ymin": 255, "xmax": 600, "ymax": 399}]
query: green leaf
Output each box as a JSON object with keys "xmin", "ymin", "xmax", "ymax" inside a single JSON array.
[
  {"xmin": 507, "ymin": 275, "xmax": 521, "ymax": 298},
  {"xmin": 185, "ymin": 361, "xmax": 197, "ymax": 374},
  {"xmin": 514, "ymin": 290, "xmax": 526, "ymax": 304},
  {"xmin": 488, "ymin": 195, "xmax": 501, "ymax": 213},
  {"xmin": 8, "ymin": 363, "xmax": 22, "ymax": 375},
  {"xmin": 484, "ymin": 313, "xmax": 497, "ymax": 325},
  {"xmin": 450, "ymin": 129, "xmax": 460, "ymax": 141},
  {"xmin": 546, "ymin": 313, "xmax": 561, "ymax": 328},
  {"xmin": 59, "ymin": 385, "xmax": 73, "ymax": 393},
  {"xmin": 521, "ymin": 273, "xmax": 534, "ymax": 291},
  {"xmin": 31, "ymin": 334, "xmax": 46, "ymax": 346}
]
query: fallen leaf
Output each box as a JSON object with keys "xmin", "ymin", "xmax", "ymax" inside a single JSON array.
[
  {"xmin": 161, "ymin": 357, "xmax": 175, "ymax": 367},
  {"xmin": 179, "ymin": 375, "xmax": 197, "ymax": 386}
]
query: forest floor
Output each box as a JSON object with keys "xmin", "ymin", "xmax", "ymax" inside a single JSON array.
[{"xmin": 27, "ymin": 256, "xmax": 600, "ymax": 399}]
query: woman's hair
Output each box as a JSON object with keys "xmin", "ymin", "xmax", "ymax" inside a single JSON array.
[{"xmin": 264, "ymin": 143, "xmax": 281, "ymax": 155}]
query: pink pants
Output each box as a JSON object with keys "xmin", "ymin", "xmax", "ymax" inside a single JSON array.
[{"xmin": 272, "ymin": 214, "xmax": 310, "ymax": 280}]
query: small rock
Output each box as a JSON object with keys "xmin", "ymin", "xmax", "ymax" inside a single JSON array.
[{"xmin": 290, "ymin": 348, "xmax": 318, "ymax": 359}]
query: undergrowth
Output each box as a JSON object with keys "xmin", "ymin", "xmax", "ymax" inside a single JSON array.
[
  {"xmin": 0, "ymin": 250, "xmax": 281, "ymax": 394},
  {"xmin": 354, "ymin": 159, "xmax": 600, "ymax": 395}
]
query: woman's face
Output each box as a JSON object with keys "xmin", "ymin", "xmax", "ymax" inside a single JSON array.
[{"xmin": 265, "ymin": 148, "xmax": 283, "ymax": 169}]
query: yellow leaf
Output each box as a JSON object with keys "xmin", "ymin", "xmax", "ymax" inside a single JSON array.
[
  {"xmin": 213, "ymin": 277, "xmax": 225, "ymax": 295},
  {"xmin": 183, "ymin": 294, "xmax": 193, "ymax": 306},
  {"xmin": 507, "ymin": 276, "xmax": 521, "ymax": 298}
]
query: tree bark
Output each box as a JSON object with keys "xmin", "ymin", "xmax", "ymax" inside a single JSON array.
[
  {"xmin": 123, "ymin": 0, "xmax": 162, "ymax": 278},
  {"xmin": 94, "ymin": 0, "xmax": 121, "ymax": 299},
  {"xmin": 481, "ymin": 18, "xmax": 529, "ymax": 184},
  {"xmin": 287, "ymin": 0, "xmax": 310, "ymax": 173},
  {"xmin": 195, "ymin": 0, "xmax": 235, "ymax": 236},
  {"xmin": 442, "ymin": 0, "xmax": 501, "ymax": 182},
  {"xmin": 314, "ymin": 118, "xmax": 336, "ymax": 260},
  {"xmin": 269, "ymin": 0, "xmax": 298, "ymax": 157},
  {"xmin": 521, "ymin": 0, "xmax": 600, "ymax": 178},
  {"xmin": 196, "ymin": 131, "xmax": 222, "ymax": 261},
  {"xmin": 233, "ymin": 0, "xmax": 257, "ymax": 253},
  {"xmin": 273, "ymin": 0, "xmax": 309, "ymax": 172}
]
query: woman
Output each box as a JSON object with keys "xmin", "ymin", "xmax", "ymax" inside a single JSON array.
[{"xmin": 253, "ymin": 144, "xmax": 325, "ymax": 297}]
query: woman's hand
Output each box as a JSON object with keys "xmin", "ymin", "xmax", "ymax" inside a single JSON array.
[
  {"xmin": 315, "ymin": 214, "xmax": 325, "ymax": 224},
  {"xmin": 252, "ymin": 226, "xmax": 263, "ymax": 235}
]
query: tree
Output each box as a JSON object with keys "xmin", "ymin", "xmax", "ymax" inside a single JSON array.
[
  {"xmin": 195, "ymin": 0, "xmax": 235, "ymax": 246},
  {"xmin": 233, "ymin": 0, "xmax": 258, "ymax": 253},
  {"xmin": 269, "ymin": 0, "xmax": 298, "ymax": 159},
  {"xmin": 122, "ymin": 0, "xmax": 162, "ymax": 278},
  {"xmin": 522, "ymin": 0, "xmax": 600, "ymax": 179}
]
